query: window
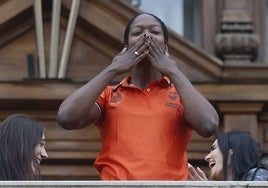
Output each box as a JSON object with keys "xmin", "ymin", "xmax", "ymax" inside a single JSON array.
[
  {"xmin": 127, "ymin": 0, "xmax": 201, "ymax": 46},
  {"xmin": 183, "ymin": 0, "xmax": 201, "ymax": 46}
]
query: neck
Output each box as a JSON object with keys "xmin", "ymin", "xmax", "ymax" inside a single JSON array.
[
  {"xmin": 226, "ymin": 164, "xmax": 233, "ymax": 180},
  {"xmin": 130, "ymin": 60, "xmax": 162, "ymax": 89}
]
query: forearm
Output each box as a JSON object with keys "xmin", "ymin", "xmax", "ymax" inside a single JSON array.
[
  {"xmin": 168, "ymin": 68, "xmax": 219, "ymax": 137},
  {"xmin": 57, "ymin": 65, "xmax": 117, "ymax": 129}
]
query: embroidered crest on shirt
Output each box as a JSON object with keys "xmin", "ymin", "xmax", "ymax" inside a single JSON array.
[
  {"xmin": 165, "ymin": 92, "xmax": 180, "ymax": 110},
  {"xmin": 110, "ymin": 93, "xmax": 121, "ymax": 106},
  {"xmin": 168, "ymin": 92, "xmax": 178, "ymax": 100}
]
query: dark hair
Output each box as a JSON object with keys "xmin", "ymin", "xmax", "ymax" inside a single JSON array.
[
  {"xmin": 217, "ymin": 132, "xmax": 260, "ymax": 180},
  {"xmin": 0, "ymin": 114, "xmax": 45, "ymax": 180},
  {"xmin": 123, "ymin": 13, "xmax": 168, "ymax": 45}
]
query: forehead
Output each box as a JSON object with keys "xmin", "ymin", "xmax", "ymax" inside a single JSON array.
[
  {"xmin": 212, "ymin": 140, "xmax": 218, "ymax": 146},
  {"xmin": 42, "ymin": 133, "xmax": 46, "ymax": 139},
  {"xmin": 131, "ymin": 14, "xmax": 161, "ymax": 28}
]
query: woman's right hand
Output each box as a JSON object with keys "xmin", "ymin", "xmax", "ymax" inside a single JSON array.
[
  {"xmin": 188, "ymin": 163, "xmax": 208, "ymax": 181},
  {"xmin": 108, "ymin": 36, "xmax": 150, "ymax": 75}
]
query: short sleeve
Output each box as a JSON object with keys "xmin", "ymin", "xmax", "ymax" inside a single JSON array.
[{"xmin": 94, "ymin": 86, "xmax": 113, "ymax": 126}]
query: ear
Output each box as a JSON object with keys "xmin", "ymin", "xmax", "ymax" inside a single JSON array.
[
  {"xmin": 164, "ymin": 43, "xmax": 169, "ymax": 56},
  {"xmin": 164, "ymin": 43, "xmax": 168, "ymax": 51},
  {"xmin": 229, "ymin": 149, "xmax": 234, "ymax": 156}
]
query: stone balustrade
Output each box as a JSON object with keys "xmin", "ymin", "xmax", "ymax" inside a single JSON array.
[{"xmin": 0, "ymin": 181, "xmax": 267, "ymax": 187}]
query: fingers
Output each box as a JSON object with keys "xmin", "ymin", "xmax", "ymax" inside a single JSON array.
[
  {"xmin": 188, "ymin": 162, "xmax": 194, "ymax": 168},
  {"xmin": 196, "ymin": 167, "xmax": 208, "ymax": 180},
  {"xmin": 125, "ymin": 35, "xmax": 166, "ymax": 63},
  {"xmin": 128, "ymin": 35, "xmax": 147, "ymax": 54},
  {"xmin": 132, "ymin": 49, "xmax": 149, "ymax": 62},
  {"xmin": 130, "ymin": 39, "xmax": 150, "ymax": 56},
  {"xmin": 188, "ymin": 163, "xmax": 198, "ymax": 177},
  {"xmin": 146, "ymin": 36, "xmax": 169, "ymax": 68},
  {"xmin": 148, "ymin": 36, "xmax": 165, "ymax": 56},
  {"xmin": 188, "ymin": 163, "xmax": 207, "ymax": 181},
  {"xmin": 118, "ymin": 46, "xmax": 128, "ymax": 55}
]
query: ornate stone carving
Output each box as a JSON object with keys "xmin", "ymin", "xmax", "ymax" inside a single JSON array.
[
  {"xmin": 215, "ymin": 32, "xmax": 260, "ymax": 62},
  {"xmin": 215, "ymin": 8, "xmax": 260, "ymax": 63}
]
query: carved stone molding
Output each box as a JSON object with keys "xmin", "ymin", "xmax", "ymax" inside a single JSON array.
[
  {"xmin": 217, "ymin": 103, "xmax": 263, "ymax": 113},
  {"xmin": 215, "ymin": 32, "xmax": 260, "ymax": 62},
  {"xmin": 215, "ymin": 1, "xmax": 260, "ymax": 63}
]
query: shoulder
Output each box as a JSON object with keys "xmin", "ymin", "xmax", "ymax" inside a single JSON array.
[
  {"xmin": 100, "ymin": 85, "xmax": 114, "ymax": 96},
  {"xmin": 245, "ymin": 167, "xmax": 268, "ymax": 181}
]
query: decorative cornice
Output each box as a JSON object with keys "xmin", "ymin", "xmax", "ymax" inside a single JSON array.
[{"xmin": 0, "ymin": 82, "xmax": 268, "ymax": 102}]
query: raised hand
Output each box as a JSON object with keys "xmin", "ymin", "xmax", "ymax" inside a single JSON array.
[
  {"xmin": 146, "ymin": 36, "xmax": 177, "ymax": 76},
  {"xmin": 188, "ymin": 163, "xmax": 208, "ymax": 181},
  {"xmin": 109, "ymin": 35, "xmax": 150, "ymax": 75}
]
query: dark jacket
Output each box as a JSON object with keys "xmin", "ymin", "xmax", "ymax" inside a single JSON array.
[{"xmin": 244, "ymin": 167, "xmax": 268, "ymax": 181}]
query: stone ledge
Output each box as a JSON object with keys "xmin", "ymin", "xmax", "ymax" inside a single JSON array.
[{"xmin": 0, "ymin": 181, "xmax": 267, "ymax": 187}]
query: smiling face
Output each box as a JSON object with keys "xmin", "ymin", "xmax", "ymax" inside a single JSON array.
[
  {"xmin": 128, "ymin": 14, "xmax": 167, "ymax": 51},
  {"xmin": 205, "ymin": 140, "xmax": 224, "ymax": 180},
  {"xmin": 34, "ymin": 133, "xmax": 48, "ymax": 164}
]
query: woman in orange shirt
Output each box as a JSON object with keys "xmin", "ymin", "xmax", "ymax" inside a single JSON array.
[{"xmin": 57, "ymin": 13, "xmax": 219, "ymax": 180}]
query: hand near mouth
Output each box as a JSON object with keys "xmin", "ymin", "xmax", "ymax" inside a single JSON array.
[{"xmin": 188, "ymin": 163, "xmax": 208, "ymax": 181}]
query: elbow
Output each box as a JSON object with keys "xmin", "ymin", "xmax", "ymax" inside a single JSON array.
[
  {"xmin": 56, "ymin": 109, "xmax": 91, "ymax": 130},
  {"xmin": 197, "ymin": 115, "xmax": 219, "ymax": 138},
  {"xmin": 56, "ymin": 111, "xmax": 76, "ymax": 130},
  {"xmin": 201, "ymin": 121, "xmax": 218, "ymax": 138}
]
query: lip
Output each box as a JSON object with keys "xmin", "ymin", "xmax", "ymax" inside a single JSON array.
[{"xmin": 208, "ymin": 160, "xmax": 216, "ymax": 169}]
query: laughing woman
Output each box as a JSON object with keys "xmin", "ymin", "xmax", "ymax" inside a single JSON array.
[
  {"xmin": 0, "ymin": 114, "xmax": 48, "ymax": 180},
  {"xmin": 188, "ymin": 131, "xmax": 268, "ymax": 181}
]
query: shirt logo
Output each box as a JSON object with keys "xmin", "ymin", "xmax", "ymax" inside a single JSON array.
[
  {"xmin": 165, "ymin": 102, "xmax": 179, "ymax": 109},
  {"xmin": 110, "ymin": 93, "xmax": 121, "ymax": 105},
  {"xmin": 166, "ymin": 92, "xmax": 180, "ymax": 110},
  {"xmin": 168, "ymin": 92, "xmax": 178, "ymax": 101}
]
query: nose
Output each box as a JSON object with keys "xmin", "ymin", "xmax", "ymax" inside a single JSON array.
[
  {"xmin": 204, "ymin": 152, "xmax": 211, "ymax": 162},
  {"xmin": 41, "ymin": 147, "xmax": 48, "ymax": 160},
  {"xmin": 144, "ymin": 32, "xmax": 151, "ymax": 40}
]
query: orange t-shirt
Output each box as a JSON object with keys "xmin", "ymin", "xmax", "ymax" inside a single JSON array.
[{"xmin": 94, "ymin": 77, "xmax": 192, "ymax": 180}]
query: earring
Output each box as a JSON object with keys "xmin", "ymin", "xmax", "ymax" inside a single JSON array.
[{"xmin": 165, "ymin": 51, "xmax": 169, "ymax": 56}]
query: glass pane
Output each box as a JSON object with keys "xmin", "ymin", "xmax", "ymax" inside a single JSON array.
[
  {"xmin": 183, "ymin": 0, "xmax": 201, "ymax": 46},
  {"xmin": 127, "ymin": 0, "xmax": 201, "ymax": 46},
  {"xmin": 129, "ymin": 0, "xmax": 184, "ymax": 36}
]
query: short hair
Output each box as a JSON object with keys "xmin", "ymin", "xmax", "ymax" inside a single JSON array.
[
  {"xmin": 0, "ymin": 114, "xmax": 45, "ymax": 180},
  {"xmin": 123, "ymin": 13, "xmax": 168, "ymax": 45},
  {"xmin": 217, "ymin": 132, "xmax": 260, "ymax": 180}
]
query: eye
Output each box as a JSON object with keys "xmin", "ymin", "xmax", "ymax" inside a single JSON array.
[
  {"xmin": 39, "ymin": 141, "xmax": 45, "ymax": 147},
  {"xmin": 132, "ymin": 32, "xmax": 142, "ymax": 37},
  {"xmin": 151, "ymin": 31, "xmax": 161, "ymax": 35},
  {"xmin": 210, "ymin": 145, "xmax": 218, "ymax": 151}
]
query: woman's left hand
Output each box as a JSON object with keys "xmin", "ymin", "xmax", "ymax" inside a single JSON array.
[{"xmin": 147, "ymin": 37, "xmax": 177, "ymax": 76}]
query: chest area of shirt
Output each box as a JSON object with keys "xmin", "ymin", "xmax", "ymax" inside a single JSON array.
[{"xmin": 108, "ymin": 89, "xmax": 182, "ymax": 111}]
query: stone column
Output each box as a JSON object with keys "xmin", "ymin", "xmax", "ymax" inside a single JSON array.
[{"xmin": 218, "ymin": 102, "xmax": 263, "ymax": 142}]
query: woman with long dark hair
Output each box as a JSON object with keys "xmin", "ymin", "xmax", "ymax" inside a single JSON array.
[
  {"xmin": 189, "ymin": 131, "xmax": 268, "ymax": 181},
  {"xmin": 0, "ymin": 114, "xmax": 48, "ymax": 180}
]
